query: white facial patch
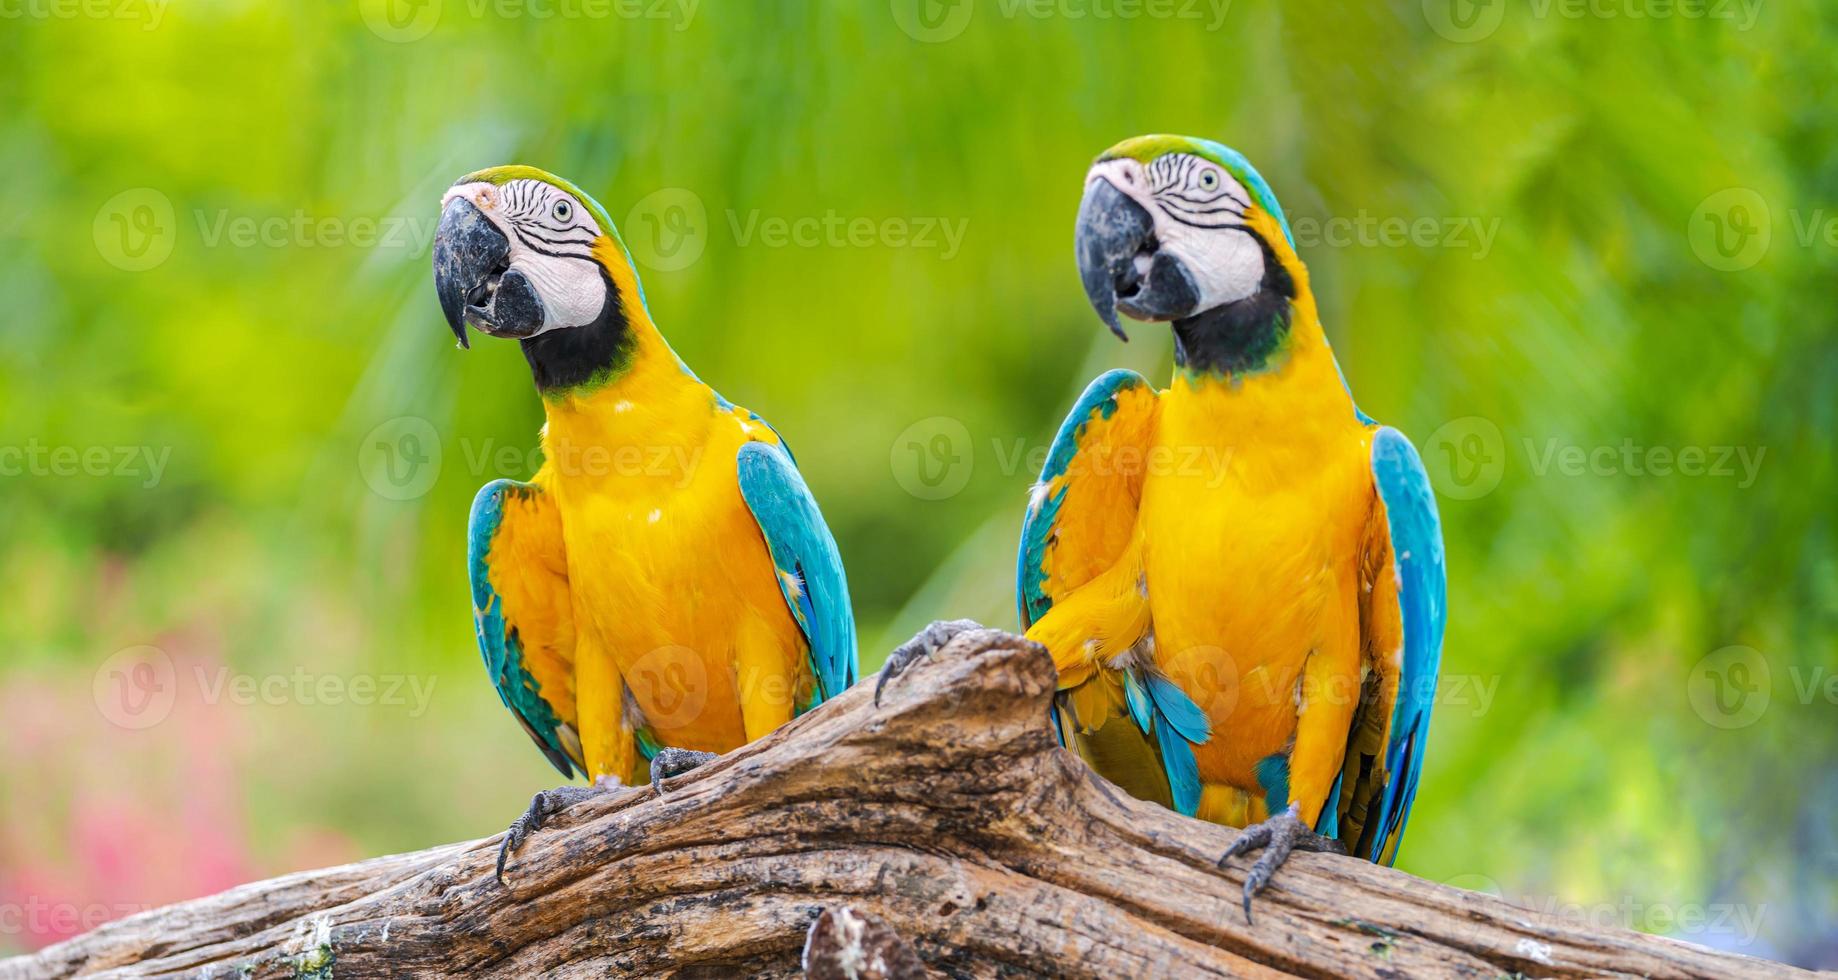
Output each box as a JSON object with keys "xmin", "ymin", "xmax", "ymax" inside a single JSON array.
[
  {"xmin": 442, "ymin": 179, "xmax": 609, "ymax": 335},
  {"xmin": 1088, "ymin": 154, "xmax": 1267, "ymax": 310}
]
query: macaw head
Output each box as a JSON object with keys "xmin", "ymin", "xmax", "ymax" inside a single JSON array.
[
  {"xmin": 434, "ymin": 165, "xmax": 650, "ymax": 388},
  {"xmin": 1075, "ymin": 136, "xmax": 1304, "ymax": 372}
]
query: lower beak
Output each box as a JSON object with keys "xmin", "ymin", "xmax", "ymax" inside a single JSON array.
[
  {"xmin": 1074, "ymin": 176, "xmax": 1201, "ymax": 340},
  {"xmin": 432, "ymin": 197, "xmax": 544, "ymax": 347}
]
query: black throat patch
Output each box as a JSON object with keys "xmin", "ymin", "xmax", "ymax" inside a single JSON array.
[
  {"xmin": 520, "ymin": 266, "xmax": 637, "ymax": 393},
  {"xmin": 1172, "ymin": 231, "xmax": 1297, "ymax": 377}
]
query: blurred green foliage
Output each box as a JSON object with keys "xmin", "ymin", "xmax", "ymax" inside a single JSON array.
[{"xmin": 0, "ymin": 0, "xmax": 1832, "ymax": 965}]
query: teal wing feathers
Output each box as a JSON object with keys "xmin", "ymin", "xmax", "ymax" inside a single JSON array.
[
  {"xmin": 1352, "ymin": 426, "xmax": 1446, "ymax": 862},
  {"xmin": 735, "ymin": 439, "xmax": 858, "ymax": 705},
  {"xmin": 1144, "ymin": 672, "xmax": 1211, "ymax": 816}
]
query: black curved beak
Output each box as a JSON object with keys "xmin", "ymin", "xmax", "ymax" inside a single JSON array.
[
  {"xmin": 433, "ymin": 197, "xmax": 544, "ymax": 348},
  {"xmin": 1074, "ymin": 176, "xmax": 1201, "ymax": 340}
]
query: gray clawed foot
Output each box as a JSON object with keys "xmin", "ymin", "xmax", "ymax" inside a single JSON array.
[
  {"xmin": 649, "ymin": 747, "xmax": 718, "ymax": 789},
  {"xmin": 498, "ymin": 751, "xmax": 718, "ymax": 884},
  {"xmin": 1217, "ymin": 802, "xmax": 1346, "ymax": 925},
  {"xmin": 496, "ymin": 781, "xmax": 610, "ymax": 884},
  {"xmin": 874, "ymin": 618, "xmax": 983, "ymax": 706}
]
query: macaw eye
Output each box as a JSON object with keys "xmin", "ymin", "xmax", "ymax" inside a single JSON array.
[
  {"xmin": 552, "ymin": 200, "xmax": 573, "ymax": 223},
  {"xmin": 1199, "ymin": 170, "xmax": 1219, "ymax": 191}
]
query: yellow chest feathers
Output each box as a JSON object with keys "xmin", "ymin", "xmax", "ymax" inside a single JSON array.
[
  {"xmin": 531, "ymin": 365, "xmax": 803, "ymax": 747},
  {"xmin": 1142, "ymin": 333, "xmax": 1374, "ymax": 672}
]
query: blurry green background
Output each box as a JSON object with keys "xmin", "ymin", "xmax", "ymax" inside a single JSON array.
[{"xmin": 1, "ymin": 0, "xmax": 1833, "ymax": 967}]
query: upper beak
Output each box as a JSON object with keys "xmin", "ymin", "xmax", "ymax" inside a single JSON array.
[
  {"xmin": 1074, "ymin": 174, "xmax": 1201, "ymax": 340},
  {"xmin": 433, "ymin": 196, "xmax": 543, "ymax": 347}
]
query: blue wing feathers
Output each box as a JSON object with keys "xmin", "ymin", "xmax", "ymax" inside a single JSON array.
[
  {"xmin": 1255, "ymin": 753, "xmax": 1291, "ymax": 817},
  {"xmin": 1153, "ymin": 712, "xmax": 1202, "ymax": 817},
  {"xmin": 1365, "ymin": 426, "xmax": 1447, "ymax": 864},
  {"xmin": 1317, "ymin": 773, "xmax": 1344, "ymax": 837},
  {"xmin": 1145, "ymin": 672, "xmax": 1211, "ymax": 744},
  {"xmin": 1121, "ymin": 668, "xmax": 1212, "ymax": 816},
  {"xmin": 1121, "ymin": 671, "xmax": 1152, "ymax": 732},
  {"xmin": 736, "ymin": 440, "xmax": 858, "ymax": 703},
  {"xmin": 1148, "ymin": 671, "xmax": 1212, "ymax": 814}
]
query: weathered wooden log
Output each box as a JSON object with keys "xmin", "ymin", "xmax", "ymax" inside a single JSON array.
[{"xmin": 0, "ymin": 629, "xmax": 1808, "ymax": 979}]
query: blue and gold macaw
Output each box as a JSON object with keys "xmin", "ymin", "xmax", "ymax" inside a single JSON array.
[
  {"xmin": 1020, "ymin": 136, "xmax": 1446, "ymax": 920},
  {"xmin": 431, "ymin": 166, "xmax": 856, "ymax": 879}
]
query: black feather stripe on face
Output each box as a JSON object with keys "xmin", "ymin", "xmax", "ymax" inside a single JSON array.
[
  {"xmin": 1171, "ymin": 228, "xmax": 1298, "ymax": 377},
  {"xmin": 500, "ymin": 180, "xmax": 598, "ymax": 260},
  {"xmin": 520, "ymin": 265, "xmax": 636, "ymax": 392},
  {"xmin": 508, "ymin": 228, "xmax": 594, "ymax": 261},
  {"xmin": 515, "ymin": 227, "xmax": 598, "ymax": 250},
  {"xmin": 1147, "ymin": 153, "xmax": 1250, "ymax": 230}
]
